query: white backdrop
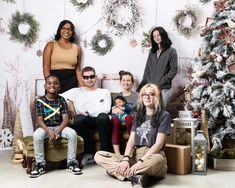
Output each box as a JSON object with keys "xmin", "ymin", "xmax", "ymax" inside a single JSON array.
[{"xmin": 0, "ymin": 0, "xmax": 214, "ymax": 127}]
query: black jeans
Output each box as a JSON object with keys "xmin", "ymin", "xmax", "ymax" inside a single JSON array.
[{"xmin": 74, "ymin": 113, "xmax": 112, "ymax": 154}]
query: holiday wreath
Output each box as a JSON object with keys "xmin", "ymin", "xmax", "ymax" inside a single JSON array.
[
  {"xmin": 70, "ymin": 0, "xmax": 93, "ymax": 12},
  {"xmin": 90, "ymin": 30, "xmax": 113, "ymax": 56},
  {"xmin": 2, "ymin": 0, "xmax": 15, "ymax": 3},
  {"xmin": 8, "ymin": 11, "xmax": 39, "ymax": 47},
  {"xmin": 104, "ymin": 0, "xmax": 141, "ymax": 36},
  {"xmin": 199, "ymin": 0, "xmax": 212, "ymax": 4},
  {"xmin": 173, "ymin": 8, "xmax": 198, "ymax": 38}
]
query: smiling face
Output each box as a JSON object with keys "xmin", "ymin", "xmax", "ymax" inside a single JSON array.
[
  {"xmin": 60, "ymin": 23, "xmax": 73, "ymax": 40},
  {"xmin": 120, "ymin": 74, "xmax": 133, "ymax": 91},
  {"xmin": 82, "ymin": 70, "xmax": 97, "ymax": 88},
  {"xmin": 44, "ymin": 76, "xmax": 60, "ymax": 95}
]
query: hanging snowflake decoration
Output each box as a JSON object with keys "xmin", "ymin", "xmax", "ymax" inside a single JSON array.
[
  {"xmin": 129, "ymin": 38, "xmax": 138, "ymax": 48},
  {"xmin": 70, "ymin": 0, "xmax": 93, "ymax": 12},
  {"xmin": 104, "ymin": 0, "xmax": 142, "ymax": 36},
  {"xmin": 8, "ymin": 11, "xmax": 39, "ymax": 47},
  {"xmin": 173, "ymin": 7, "xmax": 198, "ymax": 38},
  {"xmin": 90, "ymin": 30, "xmax": 113, "ymax": 56},
  {"xmin": 0, "ymin": 128, "xmax": 13, "ymax": 148}
]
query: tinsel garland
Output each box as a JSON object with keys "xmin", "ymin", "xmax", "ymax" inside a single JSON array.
[
  {"xmin": 104, "ymin": 0, "xmax": 141, "ymax": 36},
  {"xmin": 8, "ymin": 11, "xmax": 39, "ymax": 47},
  {"xmin": 70, "ymin": 0, "xmax": 93, "ymax": 12},
  {"xmin": 173, "ymin": 8, "xmax": 198, "ymax": 38},
  {"xmin": 90, "ymin": 30, "xmax": 113, "ymax": 56}
]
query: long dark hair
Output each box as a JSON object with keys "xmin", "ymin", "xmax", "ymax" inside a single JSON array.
[
  {"xmin": 54, "ymin": 20, "xmax": 76, "ymax": 43},
  {"xmin": 150, "ymin": 26, "xmax": 172, "ymax": 53}
]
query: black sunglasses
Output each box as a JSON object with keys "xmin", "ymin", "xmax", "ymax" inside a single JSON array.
[{"xmin": 83, "ymin": 75, "xmax": 96, "ymax": 80}]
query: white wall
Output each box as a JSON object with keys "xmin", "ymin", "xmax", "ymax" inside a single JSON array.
[{"xmin": 0, "ymin": 0, "xmax": 215, "ymax": 126}]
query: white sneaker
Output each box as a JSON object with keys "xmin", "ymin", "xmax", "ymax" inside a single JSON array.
[{"xmin": 81, "ymin": 154, "xmax": 95, "ymax": 166}]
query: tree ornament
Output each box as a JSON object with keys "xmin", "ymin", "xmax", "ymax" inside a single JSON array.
[
  {"xmin": 90, "ymin": 30, "xmax": 113, "ymax": 56},
  {"xmin": 173, "ymin": 7, "xmax": 198, "ymax": 38},
  {"xmin": 70, "ymin": 0, "xmax": 93, "ymax": 12},
  {"xmin": 225, "ymin": 19, "xmax": 235, "ymax": 29},
  {"xmin": 8, "ymin": 11, "xmax": 39, "ymax": 47},
  {"xmin": 103, "ymin": 0, "xmax": 142, "ymax": 36}
]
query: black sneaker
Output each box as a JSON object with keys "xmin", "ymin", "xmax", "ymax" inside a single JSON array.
[
  {"xmin": 129, "ymin": 175, "xmax": 149, "ymax": 187},
  {"xmin": 67, "ymin": 162, "xmax": 82, "ymax": 175},
  {"xmin": 29, "ymin": 163, "xmax": 46, "ymax": 178}
]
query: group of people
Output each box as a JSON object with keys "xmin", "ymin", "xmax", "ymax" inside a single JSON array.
[{"xmin": 30, "ymin": 19, "xmax": 178, "ymax": 187}]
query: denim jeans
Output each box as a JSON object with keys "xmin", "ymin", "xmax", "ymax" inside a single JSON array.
[
  {"xmin": 33, "ymin": 126, "xmax": 78, "ymax": 165},
  {"xmin": 161, "ymin": 88, "xmax": 173, "ymax": 109}
]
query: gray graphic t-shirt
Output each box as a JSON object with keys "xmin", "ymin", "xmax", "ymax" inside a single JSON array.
[{"xmin": 132, "ymin": 111, "xmax": 171, "ymax": 147}]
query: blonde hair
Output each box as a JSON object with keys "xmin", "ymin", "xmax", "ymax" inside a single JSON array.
[{"xmin": 137, "ymin": 83, "xmax": 163, "ymax": 113}]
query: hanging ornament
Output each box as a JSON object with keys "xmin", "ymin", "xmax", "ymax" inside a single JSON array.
[
  {"xmin": 214, "ymin": 0, "xmax": 227, "ymax": 12},
  {"xmin": 218, "ymin": 27, "xmax": 235, "ymax": 45},
  {"xmin": 36, "ymin": 49, "xmax": 42, "ymax": 57},
  {"xmin": 36, "ymin": 40, "xmax": 42, "ymax": 57},
  {"xmin": 0, "ymin": 129, "xmax": 13, "ymax": 148},
  {"xmin": 129, "ymin": 38, "xmax": 138, "ymax": 48},
  {"xmin": 8, "ymin": 11, "xmax": 39, "ymax": 47},
  {"xmin": 83, "ymin": 38, "xmax": 88, "ymax": 48}
]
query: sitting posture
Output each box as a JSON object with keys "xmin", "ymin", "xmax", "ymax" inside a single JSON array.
[
  {"xmin": 111, "ymin": 70, "xmax": 138, "ymax": 155},
  {"xmin": 61, "ymin": 66, "xmax": 112, "ymax": 166},
  {"xmin": 30, "ymin": 75, "xmax": 82, "ymax": 178},
  {"xmin": 95, "ymin": 83, "xmax": 171, "ymax": 187},
  {"xmin": 111, "ymin": 96, "xmax": 128, "ymax": 124}
]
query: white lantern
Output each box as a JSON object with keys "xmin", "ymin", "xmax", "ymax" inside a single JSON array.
[{"xmin": 192, "ymin": 130, "xmax": 208, "ymax": 175}]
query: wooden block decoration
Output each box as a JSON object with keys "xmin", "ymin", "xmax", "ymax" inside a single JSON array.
[
  {"xmin": 12, "ymin": 153, "xmax": 23, "ymax": 164},
  {"xmin": 165, "ymin": 144, "xmax": 191, "ymax": 175}
]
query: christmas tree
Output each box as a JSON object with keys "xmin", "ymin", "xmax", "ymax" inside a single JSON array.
[{"xmin": 191, "ymin": 0, "xmax": 235, "ymax": 151}]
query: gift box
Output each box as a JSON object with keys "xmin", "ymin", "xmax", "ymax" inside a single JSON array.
[{"xmin": 165, "ymin": 144, "xmax": 191, "ymax": 175}]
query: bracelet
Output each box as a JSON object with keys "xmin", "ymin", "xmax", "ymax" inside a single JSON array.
[
  {"xmin": 123, "ymin": 155, "xmax": 130, "ymax": 159},
  {"xmin": 121, "ymin": 159, "xmax": 129, "ymax": 163},
  {"xmin": 138, "ymin": 159, "xmax": 144, "ymax": 163}
]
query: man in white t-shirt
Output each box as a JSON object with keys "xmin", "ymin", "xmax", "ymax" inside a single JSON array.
[{"xmin": 61, "ymin": 66, "xmax": 112, "ymax": 165}]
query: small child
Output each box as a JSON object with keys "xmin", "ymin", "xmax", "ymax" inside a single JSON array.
[
  {"xmin": 111, "ymin": 96, "xmax": 128, "ymax": 124},
  {"xmin": 29, "ymin": 75, "xmax": 82, "ymax": 178}
]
